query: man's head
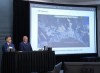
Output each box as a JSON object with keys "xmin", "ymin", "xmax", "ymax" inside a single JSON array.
[
  {"xmin": 23, "ymin": 36, "xmax": 28, "ymax": 43},
  {"xmin": 5, "ymin": 36, "xmax": 12, "ymax": 44}
]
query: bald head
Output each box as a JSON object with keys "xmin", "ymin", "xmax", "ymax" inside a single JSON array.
[{"xmin": 23, "ymin": 36, "xmax": 28, "ymax": 43}]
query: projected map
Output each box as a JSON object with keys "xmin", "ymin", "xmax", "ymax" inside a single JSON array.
[{"xmin": 38, "ymin": 14, "xmax": 90, "ymax": 48}]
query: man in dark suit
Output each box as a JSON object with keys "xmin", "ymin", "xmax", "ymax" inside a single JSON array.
[
  {"xmin": 19, "ymin": 36, "xmax": 32, "ymax": 51},
  {"xmin": 2, "ymin": 36, "xmax": 15, "ymax": 52}
]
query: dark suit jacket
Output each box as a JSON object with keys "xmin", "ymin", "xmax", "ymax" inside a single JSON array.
[
  {"xmin": 2, "ymin": 43, "xmax": 15, "ymax": 52},
  {"xmin": 19, "ymin": 42, "xmax": 32, "ymax": 51}
]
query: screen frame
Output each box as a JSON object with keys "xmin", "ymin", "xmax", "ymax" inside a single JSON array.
[{"xmin": 29, "ymin": 1, "xmax": 98, "ymax": 57}]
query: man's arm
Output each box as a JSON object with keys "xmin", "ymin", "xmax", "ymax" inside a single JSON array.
[
  {"xmin": 2, "ymin": 45, "xmax": 7, "ymax": 52},
  {"xmin": 12, "ymin": 44, "xmax": 16, "ymax": 51},
  {"xmin": 19, "ymin": 43, "xmax": 23, "ymax": 51},
  {"xmin": 29, "ymin": 43, "xmax": 32, "ymax": 51}
]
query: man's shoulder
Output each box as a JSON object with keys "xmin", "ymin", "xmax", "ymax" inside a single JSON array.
[
  {"xmin": 3, "ymin": 43, "xmax": 7, "ymax": 46},
  {"xmin": 20, "ymin": 42, "xmax": 27, "ymax": 46},
  {"xmin": 11, "ymin": 43, "xmax": 15, "ymax": 46},
  {"xmin": 2, "ymin": 43, "xmax": 8, "ymax": 48},
  {"xmin": 20, "ymin": 42, "xmax": 24, "ymax": 45},
  {"xmin": 27, "ymin": 42, "xmax": 31, "ymax": 44}
]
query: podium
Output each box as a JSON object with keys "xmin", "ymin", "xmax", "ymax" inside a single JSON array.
[{"xmin": 1, "ymin": 51, "xmax": 55, "ymax": 73}]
